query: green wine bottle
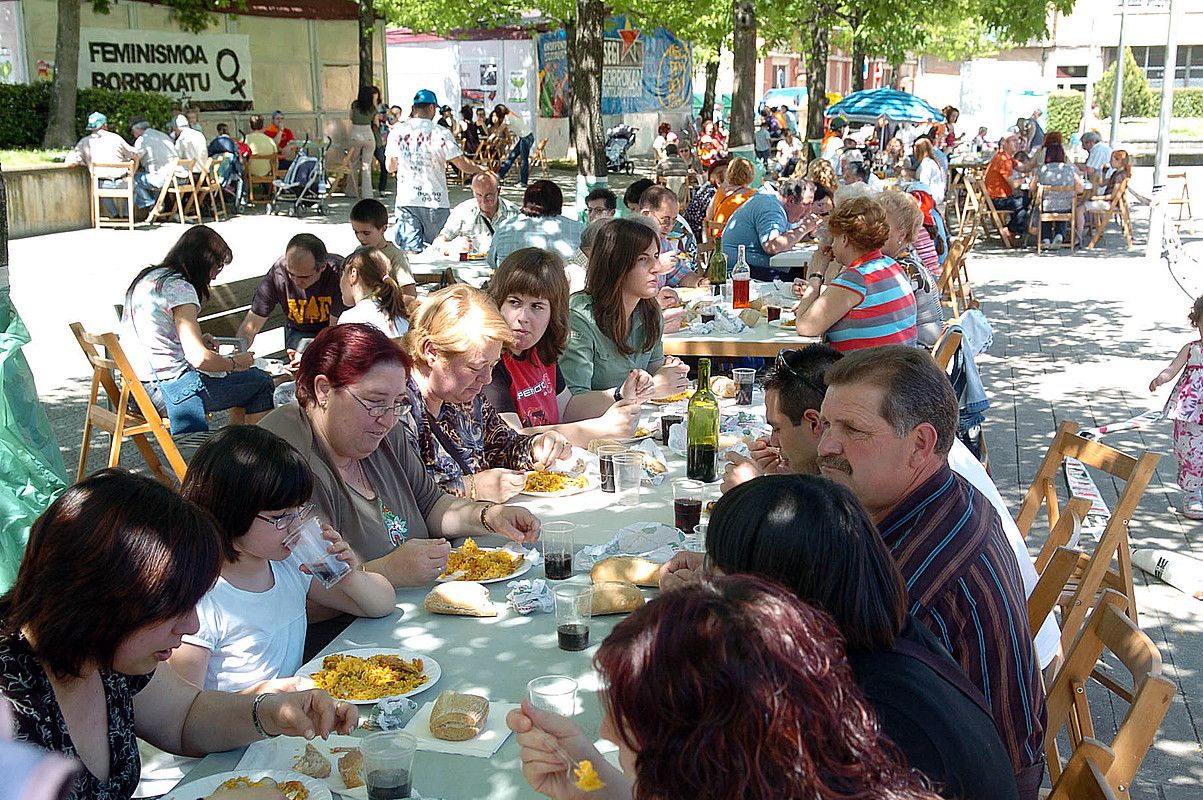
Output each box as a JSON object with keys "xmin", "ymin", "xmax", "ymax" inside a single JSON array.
[
  {"xmin": 686, "ymin": 358, "xmax": 720, "ymax": 482},
  {"xmin": 708, "ymin": 236, "xmax": 728, "ymax": 294}
]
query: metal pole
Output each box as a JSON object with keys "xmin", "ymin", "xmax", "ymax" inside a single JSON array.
[
  {"xmin": 1153, "ymin": 0, "xmax": 1179, "ymax": 190},
  {"xmin": 1109, "ymin": 1, "xmax": 1128, "ymax": 149},
  {"xmin": 1148, "ymin": 0, "xmax": 1180, "ymax": 258}
]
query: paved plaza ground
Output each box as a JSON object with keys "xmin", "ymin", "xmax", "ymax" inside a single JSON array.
[{"xmin": 7, "ymin": 164, "xmax": 1203, "ymax": 796}]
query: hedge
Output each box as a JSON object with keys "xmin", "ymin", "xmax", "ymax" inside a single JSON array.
[
  {"xmin": 1047, "ymin": 91, "xmax": 1084, "ymax": 137},
  {"xmin": 1172, "ymin": 88, "xmax": 1203, "ymax": 117},
  {"xmin": 0, "ymin": 82, "xmax": 175, "ymax": 148}
]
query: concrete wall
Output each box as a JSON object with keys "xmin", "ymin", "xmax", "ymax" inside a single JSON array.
[
  {"xmin": 5, "ymin": 164, "xmax": 90, "ymax": 239},
  {"xmin": 20, "ymin": 0, "xmax": 387, "ymax": 142}
]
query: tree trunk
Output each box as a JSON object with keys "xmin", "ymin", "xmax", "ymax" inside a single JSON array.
[
  {"xmin": 805, "ymin": 22, "xmax": 829, "ymax": 148},
  {"xmin": 358, "ymin": 0, "xmax": 374, "ymax": 89},
  {"xmin": 849, "ymin": 10, "xmax": 866, "ymax": 92},
  {"xmin": 569, "ymin": 0, "xmax": 607, "ymax": 177},
  {"xmin": 889, "ymin": 57, "xmax": 903, "ymax": 90},
  {"xmin": 700, "ymin": 58, "xmax": 719, "ymax": 124},
  {"xmin": 42, "ymin": 0, "xmax": 81, "ymax": 148},
  {"xmin": 730, "ymin": 0, "xmax": 756, "ymax": 149}
]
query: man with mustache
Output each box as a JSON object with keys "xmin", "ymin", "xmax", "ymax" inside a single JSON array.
[{"xmin": 674, "ymin": 344, "xmax": 1049, "ymax": 799}]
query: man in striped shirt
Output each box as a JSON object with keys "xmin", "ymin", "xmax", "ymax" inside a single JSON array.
[{"xmin": 817, "ymin": 346, "xmax": 1046, "ymax": 800}]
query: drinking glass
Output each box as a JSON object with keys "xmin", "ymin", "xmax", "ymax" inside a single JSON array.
[
  {"xmin": 542, "ymin": 521, "xmax": 575, "ymax": 580},
  {"xmin": 553, "ymin": 585, "xmax": 594, "ymax": 652},
  {"xmin": 528, "ymin": 675, "xmax": 579, "ymax": 715},
  {"xmin": 362, "ymin": 730, "xmax": 417, "ymax": 800},
  {"xmin": 597, "ymin": 444, "xmax": 625, "ymax": 494},
  {"xmin": 284, "ymin": 509, "xmax": 351, "ymax": 588},
  {"xmin": 672, "ymin": 479, "xmax": 704, "ymax": 533},
  {"xmin": 613, "ymin": 451, "xmax": 643, "ymax": 507}
]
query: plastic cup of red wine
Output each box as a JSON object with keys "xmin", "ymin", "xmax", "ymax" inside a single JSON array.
[
  {"xmin": 542, "ymin": 521, "xmax": 575, "ymax": 580},
  {"xmin": 553, "ymin": 585, "xmax": 594, "ymax": 652},
  {"xmin": 284, "ymin": 511, "xmax": 351, "ymax": 589},
  {"xmin": 672, "ymin": 479, "xmax": 704, "ymax": 534},
  {"xmin": 363, "ymin": 730, "xmax": 417, "ymax": 799}
]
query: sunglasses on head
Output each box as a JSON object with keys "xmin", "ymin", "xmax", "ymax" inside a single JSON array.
[{"xmin": 775, "ymin": 349, "xmax": 827, "ymax": 397}]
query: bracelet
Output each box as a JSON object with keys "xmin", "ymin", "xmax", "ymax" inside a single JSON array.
[
  {"xmin": 613, "ymin": 385, "xmax": 623, "ymax": 402},
  {"xmin": 479, "ymin": 501, "xmax": 498, "ymax": 534},
  {"xmin": 808, "ymin": 273, "xmax": 825, "ymax": 281},
  {"xmin": 251, "ymin": 693, "xmax": 277, "ymax": 739}
]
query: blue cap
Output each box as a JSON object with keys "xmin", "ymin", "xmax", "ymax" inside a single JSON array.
[
  {"xmin": 86, "ymin": 112, "xmax": 107, "ymax": 130},
  {"xmin": 413, "ymin": 89, "xmax": 438, "ymax": 106}
]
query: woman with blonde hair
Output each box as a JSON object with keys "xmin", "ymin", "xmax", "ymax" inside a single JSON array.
[
  {"xmin": 338, "ymin": 246, "xmax": 410, "ymax": 338},
  {"xmin": 791, "ymin": 195, "xmax": 917, "ymax": 352},
  {"xmin": 913, "ymin": 138, "xmax": 946, "ymax": 204},
  {"xmin": 877, "ymin": 191, "xmax": 944, "ymax": 348},
  {"xmin": 706, "ymin": 156, "xmax": 756, "ymax": 228},
  {"xmin": 403, "ymin": 285, "xmax": 572, "ymax": 501},
  {"xmin": 806, "ymin": 157, "xmax": 838, "ymax": 195}
]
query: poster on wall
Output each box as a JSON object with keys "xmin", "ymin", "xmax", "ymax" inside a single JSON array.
[
  {"xmin": 0, "ymin": 1, "xmax": 26, "ymax": 84},
  {"xmin": 507, "ymin": 70, "xmax": 528, "ymax": 104},
  {"xmin": 536, "ymin": 15, "xmax": 692, "ymax": 118},
  {"xmin": 460, "ymin": 57, "xmax": 499, "ymax": 106},
  {"xmin": 77, "ymin": 27, "xmax": 253, "ymax": 105}
]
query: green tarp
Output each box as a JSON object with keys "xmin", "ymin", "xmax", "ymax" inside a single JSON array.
[{"xmin": 0, "ymin": 288, "xmax": 66, "ymax": 592}]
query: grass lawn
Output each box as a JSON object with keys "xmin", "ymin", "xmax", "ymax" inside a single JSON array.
[
  {"xmin": 0, "ymin": 149, "xmax": 71, "ymax": 168},
  {"xmin": 1101, "ymin": 117, "xmax": 1203, "ymax": 140}
]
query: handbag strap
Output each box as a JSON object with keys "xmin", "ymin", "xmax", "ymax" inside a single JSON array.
[{"xmin": 892, "ymin": 637, "xmax": 994, "ymax": 721}]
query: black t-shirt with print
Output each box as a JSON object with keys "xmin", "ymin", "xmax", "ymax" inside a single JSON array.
[{"xmin": 251, "ymin": 254, "xmax": 349, "ymax": 336}]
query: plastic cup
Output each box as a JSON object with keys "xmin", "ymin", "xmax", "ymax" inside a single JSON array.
[
  {"xmin": 285, "ymin": 510, "xmax": 351, "ymax": 588},
  {"xmin": 733, "ymin": 368, "xmax": 755, "ymax": 405},
  {"xmin": 673, "ymin": 479, "xmax": 704, "ymax": 533},
  {"xmin": 597, "ymin": 445, "xmax": 625, "ymax": 494},
  {"xmin": 660, "ymin": 412, "xmax": 683, "ymax": 444},
  {"xmin": 542, "ymin": 521, "xmax": 575, "ymax": 581},
  {"xmin": 613, "ymin": 450, "xmax": 643, "ymax": 507},
  {"xmin": 692, "ymin": 523, "xmax": 709, "ymax": 551},
  {"xmin": 553, "ymin": 585, "xmax": 594, "ymax": 651},
  {"xmin": 362, "ymin": 730, "xmax": 417, "ymax": 799},
  {"xmin": 528, "ymin": 675, "xmax": 579, "ymax": 715}
]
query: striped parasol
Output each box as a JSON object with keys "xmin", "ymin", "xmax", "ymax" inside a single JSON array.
[{"xmin": 824, "ymin": 88, "xmax": 944, "ymax": 124}]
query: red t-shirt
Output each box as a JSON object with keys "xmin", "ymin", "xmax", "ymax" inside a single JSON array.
[
  {"xmin": 265, "ymin": 125, "xmax": 295, "ymax": 152},
  {"xmin": 483, "ymin": 351, "xmax": 564, "ymax": 428}
]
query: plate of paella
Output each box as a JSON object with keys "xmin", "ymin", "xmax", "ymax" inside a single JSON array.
[
  {"xmin": 295, "ymin": 648, "xmax": 441, "ymax": 705},
  {"xmin": 163, "ymin": 770, "xmax": 330, "ymax": 800},
  {"xmin": 436, "ymin": 537, "xmax": 533, "ymax": 584}
]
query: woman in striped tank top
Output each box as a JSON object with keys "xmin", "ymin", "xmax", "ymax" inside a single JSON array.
[{"xmin": 791, "ymin": 195, "xmax": 918, "ymax": 353}]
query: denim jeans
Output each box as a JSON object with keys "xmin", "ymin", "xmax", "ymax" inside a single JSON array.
[
  {"xmin": 147, "ymin": 367, "xmax": 275, "ymax": 435},
  {"xmin": 393, "ymin": 206, "xmax": 451, "ymax": 252},
  {"xmin": 498, "ymin": 133, "xmax": 535, "ymax": 184},
  {"xmin": 374, "ymin": 145, "xmax": 388, "ymax": 192}
]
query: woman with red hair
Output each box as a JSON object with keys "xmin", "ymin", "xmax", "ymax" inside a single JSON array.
[
  {"xmin": 260, "ymin": 323, "xmax": 540, "ymax": 588},
  {"xmin": 508, "ymin": 575, "xmax": 939, "ymax": 800}
]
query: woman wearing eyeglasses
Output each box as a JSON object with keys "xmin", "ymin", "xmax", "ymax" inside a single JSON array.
[
  {"xmin": 168, "ymin": 425, "xmax": 395, "ymax": 696},
  {"xmin": 403, "ymin": 285, "xmax": 573, "ymax": 502},
  {"xmin": 261, "ymin": 323, "xmax": 541, "ymax": 588}
]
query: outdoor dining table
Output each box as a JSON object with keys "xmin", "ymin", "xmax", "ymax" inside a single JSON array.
[
  {"xmin": 176, "ymin": 396, "xmax": 766, "ymax": 799},
  {"xmin": 408, "ymin": 248, "xmax": 492, "ymax": 288},
  {"xmin": 662, "ymin": 281, "xmax": 820, "ymax": 358}
]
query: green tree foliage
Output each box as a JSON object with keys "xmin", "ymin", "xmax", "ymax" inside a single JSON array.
[
  {"xmin": 1046, "ymin": 90, "xmax": 1084, "ymax": 136},
  {"xmin": 1095, "ymin": 47, "xmax": 1157, "ymax": 120}
]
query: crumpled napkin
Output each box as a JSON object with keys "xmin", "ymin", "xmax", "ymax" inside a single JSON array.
[
  {"xmin": 627, "ymin": 439, "xmax": 668, "ymax": 486},
  {"xmin": 686, "ymin": 304, "xmax": 746, "ymax": 335},
  {"xmin": 574, "ymin": 522, "xmax": 684, "ymax": 569},
  {"xmin": 668, "ymin": 423, "xmax": 752, "ymax": 460},
  {"xmin": 367, "ymin": 695, "xmax": 421, "ymax": 730},
  {"xmin": 506, "ymin": 578, "xmax": 555, "ymax": 614}
]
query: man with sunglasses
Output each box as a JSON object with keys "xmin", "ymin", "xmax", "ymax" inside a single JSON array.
[{"xmin": 638, "ymin": 185, "xmax": 703, "ymax": 288}]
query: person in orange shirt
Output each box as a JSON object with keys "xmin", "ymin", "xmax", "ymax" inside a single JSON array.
[{"xmin": 983, "ymin": 133, "xmax": 1031, "ymax": 237}]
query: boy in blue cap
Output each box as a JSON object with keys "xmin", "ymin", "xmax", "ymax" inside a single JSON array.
[{"xmin": 384, "ymin": 89, "xmax": 485, "ymax": 252}]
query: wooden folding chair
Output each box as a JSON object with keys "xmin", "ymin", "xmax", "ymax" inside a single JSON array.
[
  {"xmin": 936, "ymin": 237, "xmax": 976, "ymax": 318},
  {"xmin": 167, "ymin": 159, "xmax": 204, "ymax": 224},
  {"xmin": 1047, "ymin": 739, "xmax": 1119, "ymax": 800},
  {"xmin": 958, "ymin": 172, "xmax": 982, "ymax": 239},
  {"xmin": 531, "ymin": 137, "xmax": 550, "ymax": 179},
  {"xmin": 1044, "ymin": 590, "xmax": 1175, "ymax": 798},
  {"xmin": 69, "ymin": 323, "xmax": 187, "ymax": 485},
  {"xmin": 1014, "ymin": 421, "xmax": 1159, "ymax": 651},
  {"xmin": 1086, "ymin": 177, "xmax": 1135, "ymax": 250},
  {"xmin": 89, "ymin": 162, "xmax": 137, "ymax": 230},
  {"xmin": 1166, "ymin": 171, "xmax": 1192, "ymax": 220},
  {"xmin": 246, "ymin": 152, "xmax": 281, "ymax": 204},
  {"xmin": 973, "ymin": 174, "xmax": 1016, "ymax": 247},
  {"xmin": 931, "ymin": 324, "xmax": 962, "ymax": 371},
  {"xmin": 1029, "ymin": 184, "xmax": 1078, "ymax": 254},
  {"xmin": 196, "ymin": 155, "xmax": 228, "ymax": 222},
  {"xmin": 705, "ymin": 219, "xmax": 726, "ymax": 246}
]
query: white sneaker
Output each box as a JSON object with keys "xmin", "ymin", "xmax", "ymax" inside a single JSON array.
[
  {"xmin": 1052, "ymin": 233, "xmax": 1064, "ymax": 245},
  {"xmin": 1041, "ymin": 238, "xmax": 1051, "ymax": 246}
]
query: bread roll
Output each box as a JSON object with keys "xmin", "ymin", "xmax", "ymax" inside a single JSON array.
[
  {"xmin": 587, "ymin": 438, "xmax": 624, "ymax": 455},
  {"xmin": 591, "ymin": 581, "xmax": 645, "ymax": 615},
  {"xmin": 429, "ymin": 691, "xmax": 490, "ymax": 741},
  {"xmin": 591, "ymin": 555, "xmax": 661, "ymax": 587},
  {"xmin": 709, "ymin": 376, "xmax": 737, "ymax": 398},
  {"xmin": 424, "ymin": 581, "xmax": 497, "ymax": 617}
]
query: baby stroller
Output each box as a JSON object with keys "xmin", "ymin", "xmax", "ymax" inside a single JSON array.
[
  {"xmin": 605, "ymin": 124, "xmax": 637, "ymax": 174},
  {"xmin": 266, "ymin": 137, "xmax": 330, "ymax": 217}
]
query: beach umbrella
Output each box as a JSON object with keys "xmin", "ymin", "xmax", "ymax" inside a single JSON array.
[{"xmin": 824, "ymin": 88, "xmax": 943, "ymax": 124}]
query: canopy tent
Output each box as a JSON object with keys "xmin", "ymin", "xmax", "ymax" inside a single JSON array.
[{"xmin": 825, "ymin": 88, "xmax": 943, "ymax": 124}]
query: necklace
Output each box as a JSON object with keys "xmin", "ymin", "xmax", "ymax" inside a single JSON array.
[{"xmin": 344, "ymin": 458, "xmax": 375, "ymax": 501}]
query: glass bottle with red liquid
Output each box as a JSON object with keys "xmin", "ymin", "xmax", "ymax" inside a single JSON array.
[{"xmin": 732, "ymin": 244, "xmax": 750, "ymax": 309}]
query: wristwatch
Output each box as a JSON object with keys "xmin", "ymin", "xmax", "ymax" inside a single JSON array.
[
  {"xmin": 613, "ymin": 386, "xmax": 623, "ymax": 402},
  {"xmin": 808, "ymin": 272, "xmax": 825, "ymax": 281}
]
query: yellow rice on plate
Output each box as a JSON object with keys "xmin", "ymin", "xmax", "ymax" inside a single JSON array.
[{"xmin": 310, "ymin": 653, "xmax": 427, "ymax": 701}]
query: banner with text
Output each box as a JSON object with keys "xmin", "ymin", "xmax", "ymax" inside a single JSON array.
[
  {"xmin": 78, "ymin": 28, "xmax": 253, "ymax": 104},
  {"xmin": 536, "ymin": 16, "xmax": 691, "ymax": 118}
]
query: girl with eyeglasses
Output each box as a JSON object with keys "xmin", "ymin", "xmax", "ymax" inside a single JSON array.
[{"xmin": 169, "ymin": 425, "xmax": 395, "ymax": 696}]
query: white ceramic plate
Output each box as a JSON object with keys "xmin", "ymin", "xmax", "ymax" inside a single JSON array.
[
  {"xmin": 164, "ymin": 769, "xmax": 331, "ymax": 800},
  {"xmin": 520, "ymin": 473, "xmax": 600, "ymax": 498},
  {"xmin": 240, "ymin": 735, "xmax": 369, "ymax": 799},
  {"xmin": 295, "ymin": 648, "xmax": 441, "ymax": 705},
  {"xmin": 436, "ymin": 548, "xmax": 533, "ymax": 584}
]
